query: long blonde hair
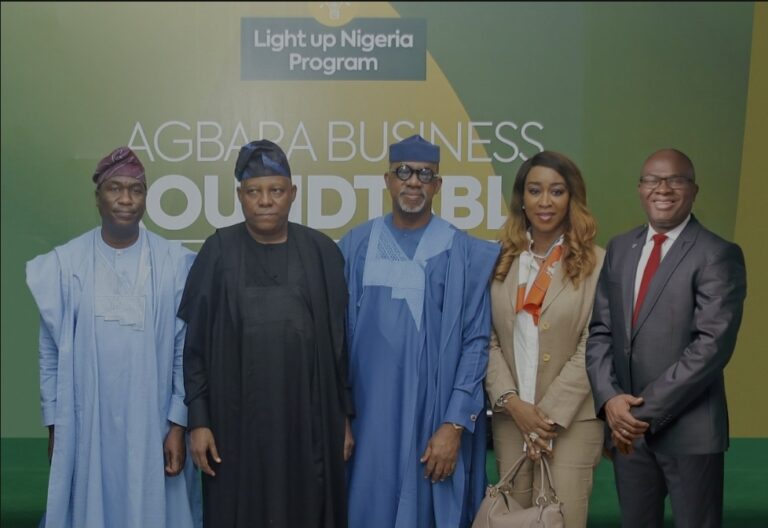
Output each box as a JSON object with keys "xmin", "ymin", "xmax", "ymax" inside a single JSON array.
[{"xmin": 495, "ymin": 151, "xmax": 597, "ymax": 287}]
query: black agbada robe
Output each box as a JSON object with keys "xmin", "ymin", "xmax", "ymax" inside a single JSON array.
[{"xmin": 179, "ymin": 223, "xmax": 353, "ymax": 528}]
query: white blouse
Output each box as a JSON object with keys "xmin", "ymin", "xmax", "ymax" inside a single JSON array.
[{"xmin": 513, "ymin": 234, "xmax": 563, "ymax": 404}]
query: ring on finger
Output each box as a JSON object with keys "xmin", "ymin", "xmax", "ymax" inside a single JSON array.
[{"xmin": 528, "ymin": 432, "xmax": 539, "ymax": 442}]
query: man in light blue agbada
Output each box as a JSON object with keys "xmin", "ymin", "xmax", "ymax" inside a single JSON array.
[
  {"xmin": 341, "ymin": 135, "xmax": 500, "ymax": 527},
  {"xmin": 26, "ymin": 147, "xmax": 202, "ymax": 528}
]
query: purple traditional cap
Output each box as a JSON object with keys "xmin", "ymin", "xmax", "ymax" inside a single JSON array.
[
  {"xmin": 389, "ymin": 134, "xmax": 440, "ymax": 164},
  {"xmin": 235, "ymin": 139, "xmax": 291, "ymax": 181},
  {"xmin": 92, "ymin": 146, "xmax": 146, "ymax": 186}
]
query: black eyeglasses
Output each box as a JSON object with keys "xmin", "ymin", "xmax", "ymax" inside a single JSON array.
[
  {"xmin": 639, "ymin": 175, "xmax": 693, "ymax": 189},
  {"xmin": 392, "ymin": 164, "xmax": 439, "ymax": 184}
]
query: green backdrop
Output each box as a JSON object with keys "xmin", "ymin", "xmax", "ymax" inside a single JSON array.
[{"xmin": 2, "ymin": 2, "xmax": 765, "ymax": 438}]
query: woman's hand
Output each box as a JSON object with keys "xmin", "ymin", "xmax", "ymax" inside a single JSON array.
[{"xmin": 504, "ymin": 395, "xmax": 557, "ymax": 459}]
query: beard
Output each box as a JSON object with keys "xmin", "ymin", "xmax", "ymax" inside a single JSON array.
[{"xmin": 398, "ymin": 188, "xmax": 427, "ymax": 213}]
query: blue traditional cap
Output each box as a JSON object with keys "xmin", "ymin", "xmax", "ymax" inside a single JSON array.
[
  {"xmin": 234, "ymin": 139, "xmax": 291, "ymax": 181},
  {"xmin": 389, "ymin": 134, "xmax": 440, "ymax": 164}
]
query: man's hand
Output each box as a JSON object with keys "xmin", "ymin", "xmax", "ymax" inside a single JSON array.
[
  {"xmin": 164, "ymin": 423, "xmax": 186, "ymax": 476},
  {"xmin": 189, "ymin": 427, "xmax": 221, "ymax": 477},
  {"xmin": 604, "ymin": 394, "xmax": 648, "ymax": 454},
  {"xmin": 344, "ymin": 417, "xmax": 355, "ymax": 462},
  {"xmin": 611, "ymin": 429, "xmax": 635, "ymax": 455},
  {"xmin": 420, "ymin": 424, "xmax": 462, "ymax": 483}
]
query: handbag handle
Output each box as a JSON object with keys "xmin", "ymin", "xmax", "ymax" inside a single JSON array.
[
  {"xmin": 494, "ymin": 453, "xmax": 560, "ymax": 504},
  {"xmin": 534, "ymin": 455, "xmax": 559, "ymax": 505},
  {"xmin": 496, "ymin": 452, "xmax": 529, "ymax": 487}
]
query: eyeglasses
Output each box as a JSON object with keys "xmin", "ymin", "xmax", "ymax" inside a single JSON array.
[
  {"xmin": 392, "ymin": 164, "xmax": 439, "ymax": 184},
  {"xmin": 639, "ymin": 175, "xmax": 693, "ymax": 189}
]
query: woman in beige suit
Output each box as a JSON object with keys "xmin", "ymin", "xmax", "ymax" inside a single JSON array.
[{"xmin": 486, "ymin": 151, "xmax": 604, "ymax": 528}]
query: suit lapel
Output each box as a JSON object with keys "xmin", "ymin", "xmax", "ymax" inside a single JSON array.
[
  {"xmin": 632, "ymin": 218, "xmax": 700, "ymax": 336},
  {"xmin": 541, "ymin": 259, "xmax": 567, "ymax": 313},
  {"xmin": 623, "ymin": 228, "xmax": 647, "ymax": 341},
  {"xmin": 505, "ymin": 257, "xmax": 520, "ymax": 322}
]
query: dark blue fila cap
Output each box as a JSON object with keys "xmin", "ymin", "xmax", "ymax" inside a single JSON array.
[
  {"xmin": 389, "ymin": 134, "xmax": 440, "ymax": 164},
  {"xmin": 234, "ymin": 139, "xmax": 291, "ymax": 181}
]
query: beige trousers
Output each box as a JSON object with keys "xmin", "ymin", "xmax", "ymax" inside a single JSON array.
[{"xmin": 491, "ymin": 414, "xmax": 604, "ymax": 528}]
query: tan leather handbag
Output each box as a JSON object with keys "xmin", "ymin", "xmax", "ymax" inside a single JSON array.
[{"xmin": 472, "ymin": 453, "xmax": 564, "ymax": 528}]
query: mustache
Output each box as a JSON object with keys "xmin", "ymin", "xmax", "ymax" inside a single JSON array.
[{"xmin": 399, "ymin": 189, "xmax": 427, "ymax": 199}]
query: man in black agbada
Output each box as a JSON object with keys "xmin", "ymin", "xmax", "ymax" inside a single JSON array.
[{"xmin": 180, "ymin": 139, "xmax": 354, "ymax": 528}]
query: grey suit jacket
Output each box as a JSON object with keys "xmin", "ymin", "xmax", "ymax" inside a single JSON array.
[{"xmin": 586, "ymin": 215, "xmax": 746, "ymax": 455}]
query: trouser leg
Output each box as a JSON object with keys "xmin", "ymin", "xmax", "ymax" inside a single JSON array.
[
  {"xmin": 612, "ymin": 438, "xmax": 666, "ymax": 528},
  {"xmin": 657, "ymin": 450, "xmax": 724, "ymax": 528}
]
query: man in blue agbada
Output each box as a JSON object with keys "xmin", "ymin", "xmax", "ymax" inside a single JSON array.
[
  {"xmin": 341, "ymin": 135, "xmax": 500, "ymax": 527},
  {"xmin": 25, "ymin": 147, "xmax": 201, "ymax": 528}
]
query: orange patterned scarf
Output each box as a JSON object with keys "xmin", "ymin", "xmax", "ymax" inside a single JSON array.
[{"xmin": 516, "ymin": 244, "xmax": 563, "ymax": 325}]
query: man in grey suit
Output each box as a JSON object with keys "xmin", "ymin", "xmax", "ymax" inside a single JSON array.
[{"xmin": 586, "ymin": 148, "xmax": 747, "ymax": 528}]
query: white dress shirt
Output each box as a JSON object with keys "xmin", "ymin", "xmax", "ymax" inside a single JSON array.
[{"xmin": 633, "ymin": 215, "xmax": 691, "ymax": 303}]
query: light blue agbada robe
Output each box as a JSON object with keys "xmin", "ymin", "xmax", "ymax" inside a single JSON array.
[
  {"xmin": 26, "ymin": 228, "xmax": 202, "ymax": 528},
  {"xmin": 340, "ymin": 215, "xmax": 500, "ymax": 528}
]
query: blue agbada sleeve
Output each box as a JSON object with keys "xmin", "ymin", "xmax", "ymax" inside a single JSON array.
[
  {"xmin": 441, "ymin": 236, "xmax": 500, "ymax": 432},
  {"xmin": 39, "ymin": 318, "xmax": 59, "ymax": 426},
  {"xmin": 338, "ymin": 224, "xmax": 370, "ymax": 354},
  {"xmin": 168, "ymin": 249, "xmax": 196, "ymax": 427},
  {"xmin": 26, "ymin": 232, "xmax": 92, "ymax": 528},
  {"xmin": 27, "ymin": 246, "xmax": 76, "ymax": 430}
]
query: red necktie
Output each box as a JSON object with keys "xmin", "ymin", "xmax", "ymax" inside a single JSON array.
[{"xmin": 633, "ymin": 233, "xmax": 668, "ymax": 326}]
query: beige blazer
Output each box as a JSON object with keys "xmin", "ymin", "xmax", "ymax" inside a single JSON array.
[{"xmin": 486, "ymin": 247, "xmax": 605, "ymax": 428}]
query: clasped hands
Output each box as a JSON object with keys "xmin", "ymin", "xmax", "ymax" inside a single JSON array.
[
  {"xmin": 502, "ymin": 396, "xmax": 557, "ymax": 460},
  {"xmin": 604, "ymin": 394, "xmax": 649, "ymax": 455}
]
